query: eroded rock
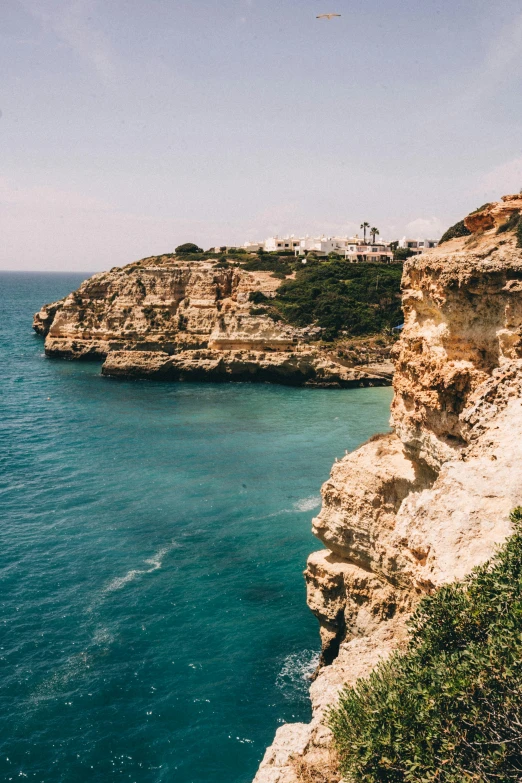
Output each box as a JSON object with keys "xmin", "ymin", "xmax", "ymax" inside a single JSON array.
[
  {"xmin": 255, "ymin": 197, "xmax": 522, "ymax": 782},
  {"xmin": 34, "ymin": 258, "xmax": 393, "ymax": 388}
]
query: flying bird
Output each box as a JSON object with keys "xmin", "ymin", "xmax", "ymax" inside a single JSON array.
[{"xmin": 316, "ymin": 13, "xmax": 341, "ymax": 19}]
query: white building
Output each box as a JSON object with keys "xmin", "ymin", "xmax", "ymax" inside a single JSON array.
[
  {"xmin": 343, "ymin": 242, "xmax": 394, "ymax": 263},
  {"xmin": 297, "ymin": 235, "xmax": 393, "ymax": 263},
  {"xmin": 263, "ymin": 235, "xmax": 301, "ymax": 252},
  {"xmin": 397, "ymin": 237, "xmax": 439, "ymax": 254},
  {"xmin": 296, "ymin": 235, "xmax": 355, "ymax": 256},
  {"xmin": 216, "ymin": 231, "xmax": 396, "ymax": 264},
  {"xmin": 241, "ymin": 241, "xmax": 264, "ymax": 253}
]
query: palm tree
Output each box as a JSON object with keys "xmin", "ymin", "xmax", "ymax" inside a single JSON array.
[
  {"xmin": 360, "ymin": 222, "xmax": 370, "ymax": 242},
  {"xmin": 370, "ymin": 227, "xmax": 380, "ymax": 244}
]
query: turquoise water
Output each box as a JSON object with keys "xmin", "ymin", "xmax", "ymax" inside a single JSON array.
[{"xmin": 0, "ymin": 273, "xmax": 393, "ymax": 783}]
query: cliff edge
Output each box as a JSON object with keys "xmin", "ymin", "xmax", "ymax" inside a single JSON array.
[
  {"xmin": 255, "ymin": 195, "xmax": 522, "ymax": 781},
  {"xmin": 33, "ymin": 256, "xmax": 393, "ymax": 388}
]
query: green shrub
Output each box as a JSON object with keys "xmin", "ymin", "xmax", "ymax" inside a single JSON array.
[
  {"xmin": 175, "ymin": 242, "xmax": 203, "ymax": 254},
  {"xmin": 249, "ymin": 291, "xmax": 268, "ymax": 304},
  {"xmin": 470, "ymin": 202, "xmax": 493, "ymax": 214},
  {"xmin": 393, "ymin": 247, "xmax": 415, "ymax": 262},
  {"xmin": 329, "ymin": 508, "xmax": 522, "ymax": 783},
  {"xmin": 439, "ymin": 219, "xmax": 471, "ymax": 244},
  {"xmin": 497, "ymin": 211, "xmax": 521, "ymax": 234},
  {"xmin": 272, "ymin": 261, "xmax": 403, "ymax": 341},
  {"xmin": 241, "ymin": 256, "xmax": 294, "ymax": 277},
  {"xmin": 518, "ymin": 220, "xmax": 522, "ymax": 249}
]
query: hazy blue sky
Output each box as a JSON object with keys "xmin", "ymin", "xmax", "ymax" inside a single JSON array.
[{"xmin": 2, "ymin": 0, "xmax": 522, "ymax": 270}]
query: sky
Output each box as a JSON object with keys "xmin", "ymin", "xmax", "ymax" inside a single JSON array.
[{"xmin": 2, "ymin": 0, "xmax": 522, "ymax": 271}]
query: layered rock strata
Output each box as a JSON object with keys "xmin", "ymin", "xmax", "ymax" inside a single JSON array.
[
  {"xmin": 34, "ymin": 257, "xmax": 393, "ymax": 388},
  {"xmin": 255, "ymin": 197, "xmax": 522, "ymax": 782}
]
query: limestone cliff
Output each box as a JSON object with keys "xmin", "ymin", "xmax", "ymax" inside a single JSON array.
[
  {"xmin": 34, "ymin": 256, "xmax": 393, "ymax": 388},
  {"xmin": 255, "ymin": 195, "xmax": 522, "ymax": 782}
]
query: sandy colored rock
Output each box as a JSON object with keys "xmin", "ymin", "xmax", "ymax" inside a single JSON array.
[
  {"xmin": 392, "ymin": 227, "xmax": 522, "ymax": 469},
  {"xmin": 101, "ymin": 348, "xmax": 392, "ymax": 387},
  {"xmin": 34, "ymin": 257, "xmax": 393, "ymax": 388},
  {"xmin": 253, "ymin": 724, "xmax": 310, "ymax": 783},
  {"xmin": 255, "ymin": 196, "xmax": 522, "ymax": 781},
  {"xmin": 312, "ymin": 433, "xmax": 433, "ymax": 575},
  {"xmin": 463, "ymin": 194, "xmax": 522, "ymax": 233}
]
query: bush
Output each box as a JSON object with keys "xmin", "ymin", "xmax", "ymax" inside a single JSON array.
[
  {"xmin": 241, "ymin": 256, "xmax": 294, "ymax": 277},
  {"xmin": 439, "ymin": 219, "xmax": 471, "ymax": 244},
  {"xmin": 329, "ymin": 508, "xmax": 522, "ymax": 783},
  {"xmin": 272, "ymin": 261, "xmax": 403, "ymax": 341},
  {"xmin": 518, "ymin": 220, "xmax": 522, "ymax": 249},
  {"xmin": 470, "ymin": 202, "xmax": 493, "ymax": 214},
  {"xmin": 497, "ymin": 211, "xmax": 520, "ymax": 234},
  {"xmin": 249, "ymin": 291, "xmax": 268, "ymax": 304},
  {"xmin": 175, "ymin": 242, "xmax": 203, "ymax": 254},
  {"xmin": 393, "ymin": 247, "xmax": 415, "ymax": 262}
]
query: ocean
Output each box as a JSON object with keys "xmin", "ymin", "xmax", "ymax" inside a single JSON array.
[{"xmin": 0, "ymin": 272, "xmax": 393, "ymax": 783}]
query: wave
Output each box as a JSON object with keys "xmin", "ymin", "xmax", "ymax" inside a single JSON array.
[
  {"xmin": 275, "ymin": 649, "xmax": 320, "ymax": 703},
  {"xmin": 262, "ymin": 495, "xmax": 322, "ymax": 520},
  {"xmin": 293, "ymin": 496, "xmax": 321, "ymax": 513},
  {"xmin": 103, "ymin": 543, "xmax": 175, "ymax": 594}
]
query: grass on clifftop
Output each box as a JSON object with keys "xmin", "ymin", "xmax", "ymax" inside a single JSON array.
[
  {"xmin": 328, "ymin": 508, "xmax": 522, "ymax": 783},
  {"xmin": 270, "ymin": 260, "xmax": 403, "ymax": 341}
]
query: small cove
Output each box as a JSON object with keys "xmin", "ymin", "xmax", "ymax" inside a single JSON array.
[{"xmin": 0, "ymin": 273, "xmax": 393, "ymax": 783}]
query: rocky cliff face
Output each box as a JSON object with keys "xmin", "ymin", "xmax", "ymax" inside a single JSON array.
[
  {"xmin": 255, "ymin": 196, "xmax": 522, "ymax": 782},
  {"xmin": 34, "ymin": 256, "xmax": 393, "ymax": 388}
]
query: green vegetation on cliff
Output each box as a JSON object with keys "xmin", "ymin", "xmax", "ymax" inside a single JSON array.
[
  {"xmin": 137, "ymin": 250, "xmax": 403, "ymax": 341},
  {"xmin": 241, "ymin": 255, "xmax": 294, "ymax": 278},
  {"xmin": 271, "ymin": 260, "xmax": 403, "ymax": 341},
  {"xmin": 439, "ymin": 219, "xmax": 471, "ymax": 244},
  {"xmin": 175, "ymin": 242, "xmax": 203, "ymax": 254},
  {"xmin": 496, "ymin": 210, "xmax": 522, "ymax": 249},
  {"xmin": 329, "ymin": 508, "xmax": 522, "ymax": 783}
]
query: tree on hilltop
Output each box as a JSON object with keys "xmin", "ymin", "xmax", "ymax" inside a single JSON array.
[
  {"xmin": 370, "ymin": 227, "xmax": 380, "ymax": 243},
  {"xmin": 360, "ymin": 222, "xmax": 370, "ymax": 242},
  {"xmin": 175, "ymin": 242, "xmax": 203, "ymax": 254}
]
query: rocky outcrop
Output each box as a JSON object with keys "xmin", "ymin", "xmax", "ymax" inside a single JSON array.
[
  {"xmin": 255, "ymin": 197, "xmax": 522, "ymax": 782},
  {"xmin": 34, "ymin": 256, "xmax": 393, "ymax": 388},
  {"xmin": 463, "ymin": 193, "xmax": 522, "ymax": 233},
  {"xmin": 101, "ymin": 349, "xmax": 392, "ymax": 387}
]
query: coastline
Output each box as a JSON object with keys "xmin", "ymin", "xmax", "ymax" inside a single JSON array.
[
  {"xmin": 254, "ymin": 195, "xmax": 522, "ymax": 782},
  {"xmin": 33, "ymin": 257, "xmax": 396, "ymax": 389}
]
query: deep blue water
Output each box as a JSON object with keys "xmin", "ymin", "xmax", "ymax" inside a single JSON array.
[{"xmin": 0, "ymin": 272, "xmax": 393, "ymax": 783}]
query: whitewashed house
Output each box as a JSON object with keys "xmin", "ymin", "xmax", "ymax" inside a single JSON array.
[
  {"xmin": 297, "ymin": 236, "xmax": 394, "ymax": 263},
  {"xmin": 296, "ymin": 235, "xmax": 360, "ymax": 256},
  {"xmin": 343, "ymin": 241, "xmax": 394, "ymax": 263},
  {"xmin": 242, "ymin": 242, "xmax": 264, "ymax": 253},
  {"xmin": 210, "ymin": 231, "xmax": 395, "ymax": 264},
  {"xmin": 264, "ymin": 235, "xmax": 301, "ymax": 252},
  {"xmin": 397, "ymin": 237, "xmax": 439, "ymax": 254}
]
